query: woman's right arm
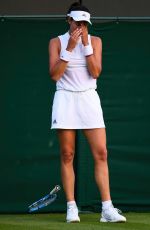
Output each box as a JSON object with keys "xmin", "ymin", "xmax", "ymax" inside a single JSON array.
[
  {"xmin": 48, "ymin": 38, "xmax": 68, "ymax": 81},
  {"xmin": 49, "ymin": 29, "xmax": 81, "ymax": 81}
]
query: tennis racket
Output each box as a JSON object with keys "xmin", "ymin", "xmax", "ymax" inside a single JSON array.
[{"xmin": 28, "ymin": 185, "xmax": 61, "ymax": 212}]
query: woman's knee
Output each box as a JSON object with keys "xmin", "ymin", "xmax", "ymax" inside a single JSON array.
[
  {"xmin": 93, "ymin": 147, "xmax": 108, "ymax": 162},
  {"xmin": 61, "ymin": 147, "xmax": 75, "ymax": 164}
]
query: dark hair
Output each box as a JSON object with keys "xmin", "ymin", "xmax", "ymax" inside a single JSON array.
[{"xmin": 67, "ymin": 1, "xmax": 90, "ymax": 15}]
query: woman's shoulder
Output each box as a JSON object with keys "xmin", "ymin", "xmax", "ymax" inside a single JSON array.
[
  {"xmin": 49, "ymin": 36, "xmax": 59, "ymax": 44},
  {"xmin": 90, "ymin": 35, "xmax": 102, "ymax": 47},
  {"xmin": 49, "ymin": 37, "xmax": 60, "ymax": 48},
  {"xmin": 91, "ymin": 35, "xmax": 102, "ymax": 43},
  {"xmin": 49, "ymin": 32, "xmax": 68, "ymax": 45},
  {"xmin": 48, "ymin": 36, "xmax": 61, "ymax": 52}
]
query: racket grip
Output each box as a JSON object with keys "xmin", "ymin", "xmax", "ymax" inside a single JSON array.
[{"xmin": 50, "ymin": 185, "xmax": 61, "ymax": 195}]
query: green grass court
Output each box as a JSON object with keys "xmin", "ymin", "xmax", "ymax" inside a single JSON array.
[{"xmin": 0, "ymin": 213, "xmax": 150, "ymax": 230}]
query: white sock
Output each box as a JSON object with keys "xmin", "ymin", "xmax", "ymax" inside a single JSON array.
[
  {"xmin": 67, "ymin": 201, "xmax": 76, "ymax": 208},
  {"xmin": 102, "ymin": 200, "xmax": 112, "ymax": 210}
]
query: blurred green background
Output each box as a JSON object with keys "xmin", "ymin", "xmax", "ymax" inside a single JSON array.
[{"xmin": 0, "ymin": 19, "xmax": 150, "ymax": 213}]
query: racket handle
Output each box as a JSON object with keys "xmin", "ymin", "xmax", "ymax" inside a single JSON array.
[{"xmin": 50, "ymin": 185, "xmax": 61, "ymax": 195}]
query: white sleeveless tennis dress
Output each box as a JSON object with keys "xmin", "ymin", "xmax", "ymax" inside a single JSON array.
[{"xmin": 51, "ymin": 32, "xmax": 105, "ymax": 129}]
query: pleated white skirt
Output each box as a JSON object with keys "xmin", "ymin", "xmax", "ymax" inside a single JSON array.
[{"xmin": 51, "ymin": 89, "xmax": 105, "ymax": 129}]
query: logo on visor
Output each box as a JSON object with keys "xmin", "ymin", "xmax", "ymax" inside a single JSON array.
[{"xmin": 82, "ymin": 14, "xmax": 87, "ymax": 17}]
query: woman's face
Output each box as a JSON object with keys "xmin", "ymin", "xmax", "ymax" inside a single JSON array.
[{"xmin": 69, "ymin": 18, "xmax": 88, "ymax": 33}]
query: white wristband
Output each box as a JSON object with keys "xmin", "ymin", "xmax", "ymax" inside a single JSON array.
[
  {"xmin": 60, "ymin": 50, "xmax": 72, "ymax": 62},
  {"xmin": 84, "ymin": 44, "xmax": 93, "ymax": 56}
]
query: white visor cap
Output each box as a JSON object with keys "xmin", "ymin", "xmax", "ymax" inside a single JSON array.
[{"xmin": 67, "ymin": 10, "xmax": 92, "ymax": 25}]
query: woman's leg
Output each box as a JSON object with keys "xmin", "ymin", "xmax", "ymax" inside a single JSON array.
[
  {"xmin": 57, "ymin": 129, "xmax": 80, "ymax": 222},
  {"xmin": 83, "ymin": 128, "xmax": 111, "ymax": 201},
  {"xmin": 83, "ymin": 128, "xmax": 126, "ymax": 222},
  {"xmin": 57, "ymin": 129, "xmax": 76, "ymax": 201}
]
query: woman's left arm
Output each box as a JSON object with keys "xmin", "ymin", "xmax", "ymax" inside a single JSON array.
[
  {"xmin": 85, "ymin": 36, "xmax": 102, "ymax": 79},
  {"xmin": 81, "ymin": 26, "xmax": 102, "ymax": 79}
]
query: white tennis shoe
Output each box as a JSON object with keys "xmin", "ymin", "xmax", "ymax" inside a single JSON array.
[
  {"xmin": 66, "ymin": 205, "xmax": 80, "ymax": 223},
  {"xmin": 100, "ymin": 205, "xmax": 126, "ymax": 223}
]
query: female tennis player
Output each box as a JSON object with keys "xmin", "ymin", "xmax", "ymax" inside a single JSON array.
[{"xmin": 48, "ymin": 1, "xmax": 126, "ymax": 223}]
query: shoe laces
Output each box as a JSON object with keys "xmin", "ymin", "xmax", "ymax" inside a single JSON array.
[
  {"xmin": 114, "ymin": 208, "xmax": 122, "ymax": 214},
  {"xmin": 67, "ymin": 205, "xmax": 77, "ymax": 213},
  {"xmin": 109, "ymin": 205, "xmax": 122, "ymax": 214},
  {"xmin": 103, "ymin": 204, "xmax": 122, "ymax": 213}
]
